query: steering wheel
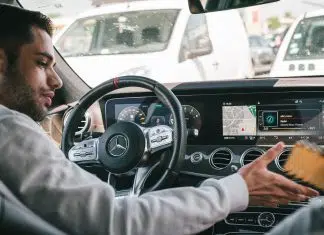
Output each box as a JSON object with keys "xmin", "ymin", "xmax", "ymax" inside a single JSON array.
[{"xmin": 61, "ymin": 76, "xmax": 187, "ymax": 196}]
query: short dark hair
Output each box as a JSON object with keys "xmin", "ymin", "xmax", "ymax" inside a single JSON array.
[{"xmin": 0, "ymin": 4, "xmax": 53, "ymax": 65}]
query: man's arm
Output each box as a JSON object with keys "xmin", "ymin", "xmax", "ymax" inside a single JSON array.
[
  {"xmin": 267, "ymin": 198, "xmax": 324, "ymax": 235},
  {"xmin": 0, "ymin": 106, "xmax": 248, "ymax": 235}
]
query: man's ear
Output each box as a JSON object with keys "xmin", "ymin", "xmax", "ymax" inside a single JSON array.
[{"xmin": 0, "ymin": 49, "xmax": 7, "ymax": 75}]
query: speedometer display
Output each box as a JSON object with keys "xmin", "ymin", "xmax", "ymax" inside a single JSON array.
[
  {"xmin": 169, "ymin": 105, "xmax": 202, "ymax": 134},
  {"xmin": 117, "ymin": 106, "xmax": 146, "ymax": 125}
]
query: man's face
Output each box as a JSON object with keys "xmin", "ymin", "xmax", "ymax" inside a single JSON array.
[{"xmin": 0, "ymin": 26, "xmax": 63, "ymax": 121}]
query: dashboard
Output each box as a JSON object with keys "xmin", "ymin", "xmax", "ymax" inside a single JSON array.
[
  {"xmin": 69, "ymin": 81, "xmax": 324, "ymax": 235},
  {"xmin": 97, "ymin": 87, "xmax": 324, "ymax": 235}
]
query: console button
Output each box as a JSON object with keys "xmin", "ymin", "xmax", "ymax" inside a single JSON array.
[
  {"xmin": 247, "ymin": 218, "xmax": 256, "ymax": 224},
  {"xmin": 191, "ymin": 152, "xmax": 203, "ymax": 163}
]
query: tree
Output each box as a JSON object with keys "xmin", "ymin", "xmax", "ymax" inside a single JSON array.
[
  {"xmin": 284, "ymin": 12, "xmax": 293, "ymax": 18},
  {"xmin": 267, "ymin": 17, "xmax": 281, "ymax": 30},
  {"xmin": 47, "ymin": 13, "xmax": 62, "ymax": 19}
]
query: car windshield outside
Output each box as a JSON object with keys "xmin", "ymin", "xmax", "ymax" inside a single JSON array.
[
  {"xmin": 19, "ymin": 0, "xmax": 324, "ymax": 87},
  {"xmin": 285, "ymin": 15, "xmax": 324, "ymax": 61}
]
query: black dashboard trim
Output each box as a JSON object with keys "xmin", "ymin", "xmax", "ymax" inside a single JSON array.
[
  {"xmin": 173, "ymin": 79, "xmax": 279, "ymax": 91},
  {"xmin": 101, "ymin": 78, "xmax": 324, "ymax": 98}
]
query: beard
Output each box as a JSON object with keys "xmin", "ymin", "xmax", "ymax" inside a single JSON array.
[{"xmin": 0, "ymin": 63, "xmax": 47, "ymax": 122}]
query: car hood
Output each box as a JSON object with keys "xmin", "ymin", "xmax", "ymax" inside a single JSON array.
[
  {"xmin": 64, "ymin": 53, "xmax": 175, "ymax": 87},
  {"xmin": 270, "ymin": 60, "xmax": 324, "ymax": 77}
]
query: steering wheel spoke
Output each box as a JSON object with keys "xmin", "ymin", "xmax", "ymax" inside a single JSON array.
[
  {"xmin": 130, "ymin": 162, "xmax": 160, "ymax": 196},
  {"xmin": 68, "ymin": 138, "xmax": 99, "ymax": 163},
  {"xmin": 144, "ymin": 125, "xmax": 173, "ymax": 154}
]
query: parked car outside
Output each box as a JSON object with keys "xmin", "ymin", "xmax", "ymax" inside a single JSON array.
[
  {"xmin": 53, "ymin": 0, "xmax": 254, "ymax": 87},
  {"xmin": 248, "ymin": 35, "xmax": 275, "ymax": 75},
  {"xmin": 271, "ymin": 9, "xmax": 324, "ymax": 77}
]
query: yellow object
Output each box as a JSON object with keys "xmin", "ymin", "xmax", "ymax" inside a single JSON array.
[{"xmin": 284, "ymin": 141, "xmax": 324, "ymax": 190}]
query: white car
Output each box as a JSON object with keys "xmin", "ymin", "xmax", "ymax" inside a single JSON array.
[
  {"xmin": 270, "ymin": 9, "xmax": 324, "ymax": 77},
  {"xmin": 54, "ymin": 0, "xmax": 253, "ymax": 87}
]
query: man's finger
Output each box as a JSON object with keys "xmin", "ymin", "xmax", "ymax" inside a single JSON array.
[
  {"xmin": 250, "ymin": 186, "xmax": 308, "ymax": 202},
  {"xmin": 295, "ymin": 186, "xmax": 319, "ymax": 198},
  {"xmin": 256, "ymin": 142, "xmax": 285, "ymax": 166},
  {"xmin": 302, "ymin": 187, "xmax": 319, "ymax": 197},
  {"xmin": 274, "ymin": 173, "xmax": 319, "ymax": 197}
]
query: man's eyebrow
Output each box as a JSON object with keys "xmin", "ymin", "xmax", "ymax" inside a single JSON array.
[{"xmin": 35, "ymin": 52, "xmax": 56, "ymax": 66}]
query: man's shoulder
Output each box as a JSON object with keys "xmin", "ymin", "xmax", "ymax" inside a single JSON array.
[{"xmin": 0, "ymin": 105, "xmax": 34, "ymax": 123}]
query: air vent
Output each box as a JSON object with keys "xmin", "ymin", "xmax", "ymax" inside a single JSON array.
[
  {"xmin": 276, "ymin": 149, "xmax": 291, "ymax": 171},
  {"xmin": 209, "ymin": 148, "xmax": 232, "ymax": 170},
  {"xmin": 63, "ymin": 109, "xmax": 91, "ymax": 136},
  {"xmin": 241, "ymin": 148, "xmax": 265, "ymax": 166}
]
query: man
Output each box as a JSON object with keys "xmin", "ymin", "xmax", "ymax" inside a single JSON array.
[
  {"xmin": 0, "ymin": 4, "xmax": 319, "ymax": 235},
  {"xmin": 267, "ymin": 197, "xmax": 324, "ymax": 235}
]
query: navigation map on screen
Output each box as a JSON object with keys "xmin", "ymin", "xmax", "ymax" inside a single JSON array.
[{"xmin": 222, "ymin": 105, "xmax": 257, "ymax": 136}]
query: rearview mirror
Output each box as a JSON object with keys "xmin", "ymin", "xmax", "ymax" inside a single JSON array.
[{"xmin": 188, "ymin": 0, "xmax": 279, "ymax": 14}]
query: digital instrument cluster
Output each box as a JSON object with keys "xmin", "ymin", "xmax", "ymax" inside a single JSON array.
[{"xmin": 105, "ymin": 97, "xmax": 202, "ymax": 137}]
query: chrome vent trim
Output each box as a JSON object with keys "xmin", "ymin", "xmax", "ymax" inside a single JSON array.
[
  {"xmin": 209, "ymin": 148, "xmax": 233, "ymax": 170},
  {"xmin": 276, "ymin": 149, "xmax": 291, "ymax": 172},
  {"xmin": 240, "ymin": 148, "xmax": 265, "ymax": 166}
]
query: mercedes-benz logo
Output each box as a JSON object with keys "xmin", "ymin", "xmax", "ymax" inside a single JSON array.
[{"xmin": 107, "ymin": 135, "xmax": 129, "ymax": 157}]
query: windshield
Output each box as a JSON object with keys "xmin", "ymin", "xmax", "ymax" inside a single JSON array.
[
  {"xmin": 19, "ymin": 0, "xmax": 324, "ymax": 87},
  {"xmin": 55, "ymin": 10, "xmax": 179, "ymax": 57}
]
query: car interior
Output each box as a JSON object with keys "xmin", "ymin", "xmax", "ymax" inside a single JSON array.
[{"xmin": 1, "ymin": 0, "xmax": 324, "ymax": 234}]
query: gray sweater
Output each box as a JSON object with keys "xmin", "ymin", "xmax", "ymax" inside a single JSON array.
[{"xmin": 0, "ymin": 105, "xmax": 249, "ymax": 235}]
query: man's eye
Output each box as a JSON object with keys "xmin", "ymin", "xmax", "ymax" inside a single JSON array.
[{"xmin": 37, "ymin": 61, "xmax": 48, "ymax": 67}]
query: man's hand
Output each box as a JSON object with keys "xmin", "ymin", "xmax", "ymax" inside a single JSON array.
[{"xmin": 238, "ymin": 142, "xmax": 319, "ymax": 207}]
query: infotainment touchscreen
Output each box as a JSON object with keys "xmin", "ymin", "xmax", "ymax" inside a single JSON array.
[{"xmin": 222, "ymin": 98, "xmax": 324, "ymax": 145}]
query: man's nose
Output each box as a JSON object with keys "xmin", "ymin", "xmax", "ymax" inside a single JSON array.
[{"xmin": 48, "ymin": 70, "xmax": 63, "ymax": 90}]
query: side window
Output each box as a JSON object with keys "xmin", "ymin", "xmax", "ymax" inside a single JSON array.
[
  {"xmin": 179, "ymin": 14, "xmax": 213, "ymax": 62},
  {"xmin": 249, "ymin": 37, "xmax": 260, "ymax": 47},
  {"xmin": 55, "ymin": 18, "xmax": 98, "ymax": 56},
  {"xmin": 257, "ymin": 37, "xmax": 271, "ymax": 47}
]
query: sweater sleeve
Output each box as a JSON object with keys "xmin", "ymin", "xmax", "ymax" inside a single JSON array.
[{"xmin": 0, "ymin": 106, "xmax": 249, "ymax": 235}]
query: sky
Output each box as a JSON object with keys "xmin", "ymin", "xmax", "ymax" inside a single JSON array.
[
  {"xmin": 19, "ymin": 0, "xmax": 324, "ymax": 20},
  {"xmin": 259, "ymin": 0, "xmax": 324, "ymax": 20},
  {"xmin": 19, "ymin": 0, "xmax": 93, "ymax": 17}
]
